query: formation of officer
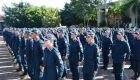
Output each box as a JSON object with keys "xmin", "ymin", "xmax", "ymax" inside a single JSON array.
[
  {"xmin": 2, "ymin": 27, "xmax": 140, "ymax": 80},
  {"xmin": 69, "ymin": 29, "xmax": 83, "ymax": 80}
]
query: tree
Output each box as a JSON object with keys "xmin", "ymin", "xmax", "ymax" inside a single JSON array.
[
  {"xmin": 42, "ymin": 7, "xmax": 60, "ymax": 27},
  {"xmin": 3, "ymin": 2, "xmax": 61, "ymax": 28},
  {"xmin": 60, "ymin": 0, "xmax": 100, "ymax": 27},
  {"xmin": 108, "ymin": 2, "xmax": 122, "ymax": 27}
]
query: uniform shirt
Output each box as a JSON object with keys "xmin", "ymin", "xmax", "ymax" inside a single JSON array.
[
  {"xmin": 69, "ymin": 39, "xmax": 83, "ymax": 62},
  {"xmin": 102, "ymin": 36, "xmax": 112, "ymax": 52},
  {"xmin": 25, "ymin": 38, "xmax": 33, "ymax": 62},
  {"xmin": 43, "ymin": 47, "xmax": 64, "ymax": 80},
  {"xmin": 133, "ymin": 39, "xmax": 140, "ymax": 61},
  {"xmin": 32, "ymin": 39, "xmax": 44, "ymax": 66},
  {"xmin": 112, "ymin": 40, "xmax": 131, "ymax": 62},
  {"xmin": 57, "ymin": 36, "xmax": 68, "ymax": 57},
  {"xmin": 83, "ymin": 42, "xmax": 100, "ymax": 73}
]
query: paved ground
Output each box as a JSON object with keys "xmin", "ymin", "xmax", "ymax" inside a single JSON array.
[
  {"xmin": 0, "ymin": 36, "xmax": 20, "ymax": 80},
  {"xmin": 67, "ymin": 56, "xmax": 137, "ymax": 80},
  {"xmin": 0, "ymin": 35, "xmax": 139, "ymax": 80}
]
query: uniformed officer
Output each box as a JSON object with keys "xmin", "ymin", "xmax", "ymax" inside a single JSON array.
[
  {"xmin": 24, "ymin": 30, "xmax": 34, "ymax": 79},
  {"xmin": 57, "ymin": 29, "xmax": 69, "ymax": 79},
  {"xmin": 132, "ymin": 32, "xmax": 140, "ymax": 79},
  {"xmin": 83, "ymin": 30, "xmax": 100, "ymax": 80},
  {"xmin": 79, "ymin": 29, "xmax": 86, "ymax": 47},
  {"xmin": 19, "ymin": 30, "xmax": 28, "ymax": 76},
  {"xmin": 111, "ymin": 31, "xmax": 131, "ymax": 80},
  {"xmin": 13, "ymin": 30, "xmax": 22, "ymax": 72},
  {"xmin": 101, "ymin": 30, "xmax": 112, "ymax": 70},
  {"xmin": 42, "ymin": 34, "xmax": 64, "ymax": 80},
  {"xmin": 31, "ymin": 30, "xmax": 44, "ymax": 80},
  {"xmin": 68, "ymin": 30, "xmax": 83, "ymax": 80}
]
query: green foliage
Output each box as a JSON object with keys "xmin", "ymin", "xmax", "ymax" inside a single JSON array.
[
  {"xmin": 60, "ymin": 0, "xmax": 99, "ymax": 27},
  {"xmin": 2, "ymin": 2, "xmax": 60, "ymax": 28},
  {"xmin": 121, "ymin": 0, "xmax": 140, "ymax": 24},
  {"xmin": 108, "ymin": 2, "xmax": 121, "ymax": 18}
]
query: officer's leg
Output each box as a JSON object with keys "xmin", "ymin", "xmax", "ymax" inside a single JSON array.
[
  {"xmin": 83, "ymin": 73, "xmax": 95, "ymax": 80},
  {"xmin": 62, "ymin": 60, "xmax": 67, "ymax": 78},
  {"xmin": 20, "ymin": 54, "xmax": 27, "ymax": 75},
  {"xmin": 69, "ymin": 61, "xmax": 79, "ymax": 80},
  {"xmin": 103, "ymin": 52, "xmax": 109, "ymax": 69},
  {"xmin": 135, "ymin": 61, "xmax": 140, "ymax": 78},
  {"xmin": 16, "ymin": 54, "xmax": 22, "ymax": 71},
  {"xmin": 113, "ymin": 62, "xmax": 124, "ymax": 80},
  {"xmin": 27, "ymin": 62, "xmax": 33, "ymax": 78},
  {"xmin": 137, "ymin": 61, "xmax": 140, "ymax": 76},
  {"xmin": 83, "ymin": 73, "xmax": 88, "ymax": 80},
  {"xmin": 33, "ymin": 66, "xmax": 40, "ymax": 80}
]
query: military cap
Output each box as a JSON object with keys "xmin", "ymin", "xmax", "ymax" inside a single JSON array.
[
  {"xmin": 58, "ymin": 29, "xmax": 65, "ymax": 33},
  {"xmin": 32, "ymin": 29, "xmax": 39, "ymax": 34},
  {"xmin": 116, "ymin": 31, "xmax": 124, "ymax": 35},
  {"xmin": 25, "ymin": 30, "xmax": 31, "ymax": 35},
  {"xmin": 70, "ymin": 29, "xmax": 78, "ymax": 35},
  {"xmin": 44, "ymin": 34, "xmax": 56, "ymax": 41},
  {"xmin": 86, "ymin": 30, "xmax": 95, "ymax": 37}
]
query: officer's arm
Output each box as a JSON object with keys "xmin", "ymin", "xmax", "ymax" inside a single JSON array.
[
  {"xmin": 94, "ymin": 36, "xmax": 99, "ymax": 47},
  {"xmin": 39, "ymin": 41, "xmax": 44, "ymax": 66},
  {"xmin": 109, "ymin": 38, "xmax": 113, "ymax": 50},
  {"xmin": 64, "ymin": 38, "xmax": 69, "ymax": 57},
  {"xmin": 94, "ymin": 45, "xmax": 100, "ymax": 71},
  {"xmin": 78, "ymin": 40, "xmax": 83, "ymax": 62},
  {"xmin": 54, "ymin": 49, "xmax": 64, "ymax": 79},
  {"xmin": 124, "ymin": 42, "xmax": 131, "ymax": 61}
]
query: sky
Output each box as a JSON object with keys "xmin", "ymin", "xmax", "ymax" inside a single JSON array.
[{"xmin": 0, "ymin": 0, "xmax": 118, "ymax": 15}]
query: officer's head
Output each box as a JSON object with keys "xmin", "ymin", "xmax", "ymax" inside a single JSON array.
[
  {"xmin": 103, "ymin": 30, "xmax": 110, "ymax": 37},
  {"xmin": 15, "ymin": 31, "xmax": 20, "ymax": 35},
  {"xmin": 58, "ymin": 29, "xmax": 65, "ymax": 37},
  {"xmin": 42, "ymin": 30, "xmax": 47, "ymax": 36},
  {"xmin": 24, "ymin": 30, "xmax": 31, "ymax": 38},
  {"xmin": 31, "ymin": 30, "xmax": 39, "ymax": 40},
  {"xmin": 133, "ymin": 32, "xmax": 139, "ymax": 38},
  {"xmin": 44, "ymin": 34, "xmax": 56, "ymax": 48},
  {"xmin": 86, "ymin": 30, "xmax": 95, "ymax": 44},
  {"xmin": 70, "ymin": 30, "xmax": 78, "ymax": 40},
  {"xmin": 116, "ymin": 32, "xmax": 124, "ymax": 41}
]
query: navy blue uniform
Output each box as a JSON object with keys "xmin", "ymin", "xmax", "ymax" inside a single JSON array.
[
  {"xmin": 42, "ymin": 47, "xmax": 64, "ymax": 80},
  {"xmin": 25, "ymin": 38, "xmax": 33, "ymax": 78},
  {"xmin": 83, "ymin": 42, "xmax": 100, "ymax": 80},
  {"xmin": 101, "ymin": 36, "xmax": 112, "ymax": 69},
  {"xmin": 132, "ymin": 39, "xmax": 140, "ymax": 78},
  {"xmin": 19, "ymin": 36, "xmax": 27, "ymax": 74},
  {"xmin": 112, "ymin": 40, "xmax": 131, "ymax": 80},
  {"xmin": 13, "ymin": 34, "xmax": 22, "ymax": 70},
  {"xmin": 79, "ymin": 33, "xmax": 86, "ymax": 47},
  {"xmin": 32, "ymin": 39, "xmax": 43, "ymax": 80},
  {"xmin": 69, "ymin": 39, "xmax": 83, "ymax": 80},
  {"xmin": 57, "ymin": 36, "xmax": 68, "ymax": 77}
]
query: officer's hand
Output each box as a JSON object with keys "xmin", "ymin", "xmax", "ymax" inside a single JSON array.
[
  {"xmin": 123, "ymin": 61, "xmax": 126, "ymax": 65},
  {"xmin": 24, "ymin": 54, "xmax": 26, "ymax": 58},
  {"xmin": 78, "ymin": 61, "xmax": 81, "ymax": 65},
  {"xmin": 63, "ymin": 56, "xmax": 68, "ymax": 60},
  {"xmin": 40, "ymin": 66, "xmax": 44, "ymax": 72},
  {"xmin": 93, "ymin": 71, "xmax": 97, "ymax": 76}
]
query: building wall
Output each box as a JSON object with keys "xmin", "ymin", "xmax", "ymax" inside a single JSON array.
[{"xmin": 121, "ymin": 0, "xmax": 140, "ymax": 27}]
